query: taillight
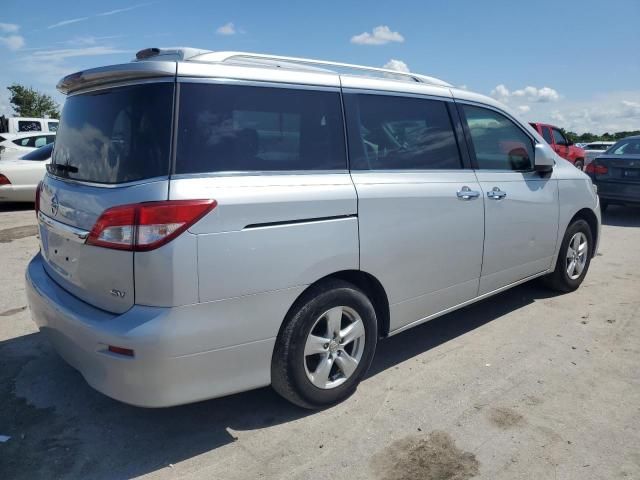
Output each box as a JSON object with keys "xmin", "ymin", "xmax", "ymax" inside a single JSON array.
[
  {"xmin": 585, "ymin": 163, "xmax": 608, "ymax": 175},
  {"xmin": 35, "ymin": 181, "xmax": 42, "ymax": 215},
  {"xmin": 0, "ymin": 174, "xmax": 10, "ymax": 185},
  {"xmin": 87, "ymin": 200, "xmax": 217, "ymax": 251}
]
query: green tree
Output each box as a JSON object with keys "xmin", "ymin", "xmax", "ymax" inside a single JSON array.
[{"xmin": 7, "ymin": 84, "xmax": 59, "ymax": 119}]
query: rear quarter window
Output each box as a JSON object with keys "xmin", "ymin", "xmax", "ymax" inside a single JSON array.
[
  {"xmin": 176, "ymin": 83, "xmax": 346, "ymax": 173},
  {"xmin": 18, "ymin": 120, "xmax": 42, "ymax": 132}
]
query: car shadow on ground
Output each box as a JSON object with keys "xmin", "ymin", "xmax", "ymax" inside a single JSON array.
[
  {"xmin": 0, "ymin": 202, "xmax": 33, "ymax": 213},
  {"xmin": 0, "ymin": 281, "xmax": 558, "ymax": 480},
  {"xmin": 601, "ymin": 205, "xmax": 640, "ymax": 227}
]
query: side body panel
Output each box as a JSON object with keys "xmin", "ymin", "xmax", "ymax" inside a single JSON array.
[
  {"xmin": 353, "ymin": 171, "xmax": 485, "ymax": 332},
  {"xmin": 475, "ymin": 171, "xmax": 559, "ymax": 294},
  {"xmin": 168, "ymin": 174, "xmax": 359, "ymax": 304}
]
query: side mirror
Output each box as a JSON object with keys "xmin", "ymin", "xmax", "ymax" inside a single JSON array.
[{"xmin": 534, "ymin": 143, "xmax": 554, "ymax": 174}]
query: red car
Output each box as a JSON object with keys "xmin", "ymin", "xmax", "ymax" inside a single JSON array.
[{"xmin": 530, "ymin": 122, "xmax": 586, "ymax": 169}]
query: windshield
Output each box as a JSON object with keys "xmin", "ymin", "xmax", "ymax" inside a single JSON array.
[
  {"xmin": 51, "ymin": 82, "xmax": 173, "ymax": 184},
  {"xmin": 607, "ymin": 138, "xmax": 640, "ymax": 155},
  {"xmin": 22, "ymin": 143, "xmax": 53, "ymax": 161}
]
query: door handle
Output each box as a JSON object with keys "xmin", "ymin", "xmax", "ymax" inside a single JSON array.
[
  {"xmin": 457, "ymin": 186, "xmax": 480, "ymax": 200},
  {"xmin": 487, "ymin": 187, "xmax": 507, "ymax": 200}
]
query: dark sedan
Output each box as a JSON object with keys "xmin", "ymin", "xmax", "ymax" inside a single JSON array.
[{"xmin": 586, "ymin": 135, "xmax": 640, "ymax": 211}]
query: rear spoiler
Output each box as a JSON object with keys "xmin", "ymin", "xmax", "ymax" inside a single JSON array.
[{"xmin": 57, "ymin": 61, "xmax": 176, "ymax": 95}]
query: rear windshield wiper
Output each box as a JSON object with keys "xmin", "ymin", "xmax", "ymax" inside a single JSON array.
[{"xmin": 47, "ymin": 163, "xmax": 79, "ymax": 176}]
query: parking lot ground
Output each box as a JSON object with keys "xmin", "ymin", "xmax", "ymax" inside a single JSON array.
[{"xmin": 0, "ymin": 203, "xmax": 639, "ymax": 480}]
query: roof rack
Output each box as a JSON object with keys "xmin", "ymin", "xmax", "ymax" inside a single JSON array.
[{"xmin": 135, "ymin": 48, "xmax": 452, "ymax": 88}]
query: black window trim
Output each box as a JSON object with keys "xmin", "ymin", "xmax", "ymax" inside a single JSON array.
[
  {"xmin": 455, "ymin": 100, "xmax": 538, "ymax": 173},
  {"xmin": 342, "ymin": 88, "xmax": 469, "ymax": 172}
]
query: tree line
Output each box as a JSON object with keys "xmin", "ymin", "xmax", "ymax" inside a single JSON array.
[{"xmin": 563, "ymin": 129, "xmax": 640, "ymax": 143}]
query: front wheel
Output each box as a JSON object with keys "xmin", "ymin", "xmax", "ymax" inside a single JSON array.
[
  {"xmin": 271, "ymin": 279, "xmax": 378, "ymax": 409},
  {"xmin": 543, "ymin": 219, "xmax": 593, "ymax": 292}
]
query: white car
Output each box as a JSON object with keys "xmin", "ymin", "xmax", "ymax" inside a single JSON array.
[
  {"xmin": 0, "ymin": 132, "xmax": 56, "ymax": 159},
  {"xmin": 0, "ymin": 143, "xmax": 52, "ymax": 202},
  {"xmin": 583, "ymin": 141, "xmax": 615, "ymax": 168}
]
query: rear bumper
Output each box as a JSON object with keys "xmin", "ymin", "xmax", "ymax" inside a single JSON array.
[
  {"xmin": 596, "ymin": 181, "xmax": 640, "ymax": 205},
  {"xmin": 0, "ymin": 185, "xmax": 36, "ymax": 202},
  {"xmin": 25, "ymin": 253, "xmax": 280, "ymax": 407}
]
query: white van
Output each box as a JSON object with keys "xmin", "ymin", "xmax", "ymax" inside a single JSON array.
[{"xmin": 0, "ymin": 116, "xmax": 59, "ymax": 134}]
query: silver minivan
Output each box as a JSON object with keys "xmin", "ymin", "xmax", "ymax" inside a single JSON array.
[{"xmin": 26, "ymin": 48, "xmax": 601, "ymax": 408}]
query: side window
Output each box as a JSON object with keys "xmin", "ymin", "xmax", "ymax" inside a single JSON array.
[
  {"xmin": 176, "ymin": 83, "xmax": 346, "ymax": 173},
  {"xmin": 552, "ymin": 128, "xmax": 567, "ymax": 146},
  {"xmin": 345, "ymin": 94, "xmax": 461, "ymax": 170},
  {"xmin": 13, "ymin": 137, "xmax": 32, "ymax": 147},
  {"xmin": 48, "ymin": 122, "xmax": 59, "ymax": 132},
  {"xmin": 462, "ymin": 105, "xmax": 534, "ymax": 171},
  {"xmin": 34, "ymin": 136, "xmax": 48, "ymax": 148},
  {"xmin": 18, "ymin": 120, "xmax": 42, "ymax": 132},
  {"xmin": 542, "ymin": 127, "xmax": 553, "ymax": 144}
]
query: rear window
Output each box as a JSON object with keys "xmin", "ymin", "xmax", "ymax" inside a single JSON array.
[
  {"xmin": 609, "ymin": 138, "xmax": 640, "ymax": 155},
  {"xmin": 51, "ymin": 82, "xmax": 173, "ymax": 184},
  {"xmin": 176, "ymin": 83, "xmax": 346, "ymax": 173}
]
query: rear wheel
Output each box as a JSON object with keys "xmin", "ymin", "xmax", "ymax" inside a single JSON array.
[
  {"xmin": 271, "ymin": 279, "xmax": 378, "ymax": 409},
  {"xmin": 543, "ymin": 219, "xmax": 593, "ymax": 292},
  {"xmin": 574, "ymin": 159, "xmax": 584, "ymax": 170}
]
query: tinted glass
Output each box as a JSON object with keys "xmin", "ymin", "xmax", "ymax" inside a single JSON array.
[
  {"xmin": 51, "ymin": 83, "xmax": 173, "ymax": 184},
  {"xmin": 18, "ymin": 121, "xmax": 41, "ymax": 132},
  {"xmin": 48, "ymin": 122, "xmax": 59, "ymax": 132},
  {"xmin": 176, "ymin": 83, "xmax": 345, "ymax": 173},
  {"xmin": 22, "ymin": 143, "xmax": 53, "ymax": 161},
  {"xmin": 542, "ymin": 127, "xmax": 553, "ymax": 144},
  {"xmin": 463, "ymin": 105, "xmax": 533, "ymax": 171},
  {"xmin": 610, "ymin": 138, "xmax": 640, "ymax": 155},
  {"xmin": 345, "ymin": 94, "xmax": 461, "ymax": 170},
  {"xmin": 552, "ymin": 128, "xmax": 566, "ymax": 145}
]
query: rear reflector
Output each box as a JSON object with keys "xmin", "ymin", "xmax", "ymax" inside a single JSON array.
[
  {"xmin": 108, "ymin": 345, "xmax": 134, "ymax": 357},
  {"xmin": 87, "ymin": 199, "xmax": 217, "ymax": 251},
  {"xmin": 0, "ymin": 174, "xmax": 10, "ymax": 185}
]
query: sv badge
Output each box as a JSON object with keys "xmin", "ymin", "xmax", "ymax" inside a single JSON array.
[{"xmin": 110, "ymin": 289, "xmax": 126, "ymax": 298}]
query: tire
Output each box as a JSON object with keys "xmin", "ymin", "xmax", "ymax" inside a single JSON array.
[
  {"xmin": 574, "ymin": 159, "xmax": 584, "ymax": 170},
  {"xmin": 271, "ymin": 279, "xmax": 378, "ymax": 409},
  {"xmin": 543, "ymin": 219, "xmax": 593, "ymax": 293}
]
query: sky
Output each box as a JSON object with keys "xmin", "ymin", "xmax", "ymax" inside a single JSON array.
[{"xmin": 1, "ymin": 0, "xmax": 639, "ymax": 134}]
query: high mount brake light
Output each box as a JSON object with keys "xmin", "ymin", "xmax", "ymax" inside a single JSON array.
[{"xmin": 87, "ymin": 200, "xmax": 217, "ymax": 251}]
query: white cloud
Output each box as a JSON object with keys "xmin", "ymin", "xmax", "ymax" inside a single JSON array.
[
  {"xmin": 490, "ymin": 84, "xmax": 560, "ymax": 104},
  {"xmin": 28, "ymin": 46, "xmax": 130, "ymax": 60},
  {"xmin": 216, "ymin": 22, "xmax": 237, "ymax": 36},
  {"xmin": 383, "ymin": 59, "xmax": 409, "ymax": 73},
  {"xmin": 0, "ymin": 23, "xmax": 19, "ymax": 33},
  {"xmin": 98, "ymin": 3, "xmax": 153, "ymax": 17},
  {"xmin": 47, "ymin": 3, "xmax": 152, "ymax": 29},
  {"xmin": 517, "ymin": 105, "xmax": 531, "ymax": 113},
  {"xmin": 515, "ymin": 91, "xmax": 640, "ymax": 134},
  {"xmin": 351, "ymin": 25, "xmax": 404, "ymax": 45},
  {"xmin": 0, "ymin": 35, "xmax": 25, "ymax": 50},
  {"xmin": 47, "ymin": 17, "xmax": 90, "ymax": 29}
]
